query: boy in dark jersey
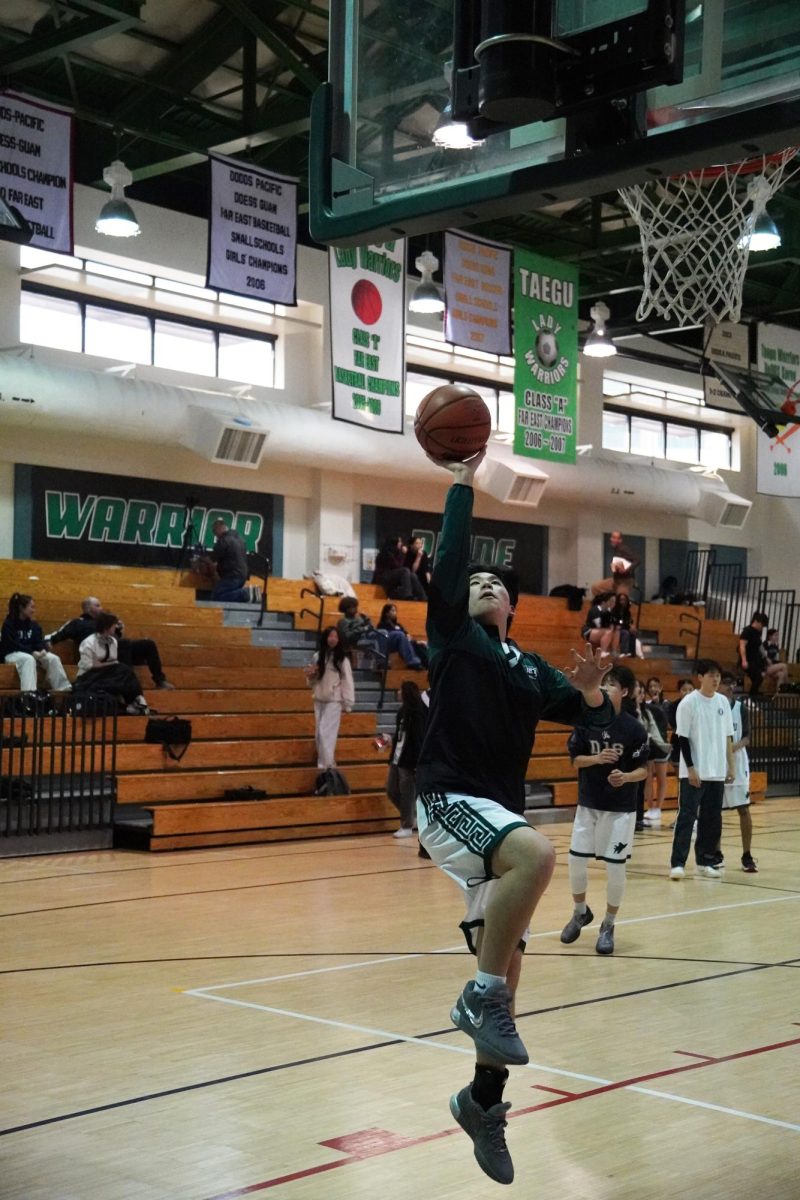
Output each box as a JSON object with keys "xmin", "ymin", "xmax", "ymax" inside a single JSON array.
[
  {"xmin": 561, "ymin": 664, "xmax": 649, "ymax": 956},
  {"xmin": 416, "ymin": 452, "xmax": 613, "ymax": 1185}
]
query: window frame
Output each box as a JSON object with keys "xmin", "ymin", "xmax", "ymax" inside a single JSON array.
[{"xmin": 602, "ymin": 403, "xmax": 733, "ymax": 469}]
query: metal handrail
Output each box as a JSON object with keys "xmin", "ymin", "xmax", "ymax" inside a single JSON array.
[
  {"xmin": 679, "ymin": 611, "xmax": 702, "ymax": 670},
  {"xmin": 247, "ymin": 552, "xmax": 271, "ymax": 629},
  {"xmin": 299, "ymin": 586, "xmax": 324, "ymax": 634}
]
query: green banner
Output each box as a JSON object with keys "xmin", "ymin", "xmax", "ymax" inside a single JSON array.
[{"xmin": 513, "ymin": 249, "xmax": 579, "ymax": 464}]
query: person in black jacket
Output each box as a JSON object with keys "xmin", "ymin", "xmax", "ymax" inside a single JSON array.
[
  {"xmin": 416, "ymin": 450, "xmax": 613, "ymax": 1186},
  {"xmin": 372, "ymin": 536, "xmax": 425, "ymax": 600},
  {"xmin": 208, "ymin": 519, "xmax": 261, "ymax": 604},
  {"xmin": 386, "ymin": 680, "xmax": 429, "ymax": 837},
  {"xmin": 1, "ymin": 593, "xmax": 71, "ymax": 697},
  {"xmin": 47, "ymin": 596, "xmax": 174, "ymax": 689}
]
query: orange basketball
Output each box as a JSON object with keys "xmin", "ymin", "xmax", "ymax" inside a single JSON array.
[{"xmin": 414, "ymin": 384, "xmax": 492, "ymax": 462}]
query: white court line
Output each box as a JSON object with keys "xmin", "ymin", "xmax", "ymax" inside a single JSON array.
[
  {"xmin": 184, "ymin": 989, "xmax": 800, "ymax": 1132},
  {"xmin": 189, "ymin": 891, "xmax": 800, "ymax": 993}
]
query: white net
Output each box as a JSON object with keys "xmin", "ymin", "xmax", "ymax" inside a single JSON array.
[{"xmin": 619, "ymin": 149, "xmax": 798, "ymax": 326}]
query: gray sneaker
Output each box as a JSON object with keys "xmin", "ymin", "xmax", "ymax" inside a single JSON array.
[
  {"xmin": 595, "ymin": 922, "xmax": 615, "ymax": 955},
  {"xmin": 560, "ymin": 906, "xmax": 594, "ymax": 944},
  {"xmin": 449, "ymin": 1084, "xmax": 514, "ymax": 1185},
  {"xmin": 450, "ymin": 981, "xmax": 529, "ymax": 1065}
]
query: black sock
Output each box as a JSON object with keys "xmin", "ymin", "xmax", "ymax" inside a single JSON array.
[{"xmin": 471, "ymin": 1064, "xmax": 509, "ymax": 1111}]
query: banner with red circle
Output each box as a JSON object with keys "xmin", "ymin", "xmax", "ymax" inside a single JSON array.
[{"xmin": 329, "ymin": 241, "xmax": 406, "ymax": 433}]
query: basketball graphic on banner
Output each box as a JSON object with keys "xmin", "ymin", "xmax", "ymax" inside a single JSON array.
[{"xmin": 351, "ymin": 279, "xmax": 382, "ymax": 325}]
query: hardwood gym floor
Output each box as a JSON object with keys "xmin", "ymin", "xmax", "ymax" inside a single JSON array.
[{"xmin": 1, "ymin": 799, "xmax": 799, "ymax": 1199}]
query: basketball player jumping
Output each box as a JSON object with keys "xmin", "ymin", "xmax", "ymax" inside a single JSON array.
[{"xmin": 416, "ymin": 450, "xmax": 613, "ymax": 1185}]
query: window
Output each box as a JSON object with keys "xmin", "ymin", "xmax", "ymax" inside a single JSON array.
[
  {"xmin": 154, "ymin": 320, "xmax": 216, "ymax": 376},
  {"xmin": 602, "ymin": 408, "xmax": 630, "ymax": 452},
  {"xmin": 20, "ymin": 291, "xmax": 82, "ymax": 352},
  {"xmin": 218, "ymin": 331, "xmax": 274, "ymax": 386},
  {"xmin": 20, "ymin": 282, "xmax": 276, "ymax": 388},
  {"xmin": 404, "ymin": 369, "xmax": 511, "ymax": 436},
  {"xmin": 602, "ymin": 404, "xmax": 733, "ymax": 468},
  {"xmin": 666, "ymin": 422, "xmax": 699, "ymax": 463},
  {"xmin": 85, "ymin": 305, "xmax": 151, "ymax": 364},
  {"xmin": 631, "ymin": 414, "xmax": 665, "ymax": 457}
]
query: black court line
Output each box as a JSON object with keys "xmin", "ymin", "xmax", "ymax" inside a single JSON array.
[
  {"xmin": 0, "ymin": 863, "xmax": 430, "ymax": 918},
  {"xmin": 3, "ymin": 956, "xmax": 794, "ymax": 1138},
  {"xmin": 3, "ymin": 950, "xmax": 796, "ymax": 976}
]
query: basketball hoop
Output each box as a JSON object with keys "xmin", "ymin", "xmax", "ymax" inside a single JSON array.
[{"xmin": 619, "ymin": 147, "xmax": 799, "ymax": 327}]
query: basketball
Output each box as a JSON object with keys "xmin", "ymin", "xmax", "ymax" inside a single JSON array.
[{"xmin": 414, "ymin": 383, "xmax": 492, "ymax": 462}]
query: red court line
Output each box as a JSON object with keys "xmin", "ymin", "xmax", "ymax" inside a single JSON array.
[
  {"xmin": 532, "ymin": 1085, "xmax": 578, "ymax": 1097},
  {"xmin": 672, "ymin": 1050, "xmax": 718, "ymax": 1061},
  {"xmin": 204, "ymin": 1033, "xmax": 800, "ymax": 1199}
]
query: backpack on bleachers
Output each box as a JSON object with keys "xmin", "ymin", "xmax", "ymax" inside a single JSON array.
[{"xmin": 314, "ymin": 768, "xmax": 351, "ymax": 796}]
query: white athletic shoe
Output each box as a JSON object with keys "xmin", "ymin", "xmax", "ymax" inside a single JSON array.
[
  {"xmin": 643, "ymin": 809, "xmax": 662, "ymax": 825},
  {"xmin": 696, "ymin": 864, "xmax": 722, "ymax": 878},
  {"xmin": 669, "ymin": 865, "xmax": 685, "ymax": 880},
  {"xmin": 392, "ymin": 827, "xmax": 414, "ymax": 838}
]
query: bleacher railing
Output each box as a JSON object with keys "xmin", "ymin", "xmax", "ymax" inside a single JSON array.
[
  {"xmin": 1, "ymin": 694, "xmax": 118, "ymax": 855},
  {"xmin": 747, "ymin": 694, "xmax": 800, "ymax": 788}
]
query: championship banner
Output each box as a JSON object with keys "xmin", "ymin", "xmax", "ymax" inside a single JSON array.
[
  {"xmin": 207, "ymin": 154, "xmax": 297, "ymax": 305},
  {"xmin": 513, "ymin": 249, "xmax": 579, "ymax": 464},
  {"xmin": 329, "ymin": 241, "xmax": 405, "ymax": 433},
  {"xmin": 0, "ymin": 92, "xmax": 73, "ymax": 253},
  {"xmin": 756, "ymin": 323, "xmax": 800, "ymax": 497},
  {"xmin": 444, "ymin": 231, "xmax": 511, "ymax": 354}
]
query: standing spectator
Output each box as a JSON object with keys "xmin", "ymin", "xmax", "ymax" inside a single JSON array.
[
  {"xmin": 718, "ymin": 673, "xmax": 758, "ymax": 873},
  {"xmin": 666, "ymin": 678, "xmax": 695, "ymax": 769},
  {"xmin": 405, "ymin": 535, "xmax": 433, "ymax": 596},
  {"xmin": 763, "ymin": 628, "xmax": 789, "ymax": 691},
  {"xmin": 669, "ymin": 660, "xmax": 734, "ymax": 880},
  {"xmin": 208, "ymin": 519, "xmax": 261, "ymax": 605},
  {"xmin": 305, "ymin": 626, "xmax": 354, "ymax": 769},
  {"xmin": 643, "ymin": 677, "xmax": 671, "ymax": 825},
  {"xmin": 47, "ymin": 596, "xmax": 174, "ymax": 689},
  {"xmin": 560, "ymin": 664, "xmax": 649, "ymax": 955},
  {"xmin": 1, "ymin": 593, "xmax": 72, "ymax": 700},
  {"xmin": 581, "ymin": 590, "xmax": 618, "ymax": 655},
  {"xmin": 378, "ymin": 602, "xmax": 428, "ymax": 667},
  {"xmin": 415, "ymin": 450, "xmax": 613, "ymax": 1186},
  {"xmin": 373, "ymin": 536, "xmax": 426, "ymax": 600},
  {"xmin": 738, "ymin": 611, "xmax": 770, "ymax": 696},
  {"xmin": 73, "ymin": 611, "xmax": 150, "ymax": 714},
  {"xmin": 592, "ymin": 530, "xmax": 640, "ymax": 598},
  {"xmin": 386, "ymin": 680, "xmax": 429, "ymax": 838}
]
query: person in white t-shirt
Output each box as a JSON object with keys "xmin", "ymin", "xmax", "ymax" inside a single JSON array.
[
  {"xmin": 669, "ymin": 660, "xmax": 734, "ymax": 880},
  {"xmin": 718, "ymin": 673, "xmax": 758, "ymax": 873}
]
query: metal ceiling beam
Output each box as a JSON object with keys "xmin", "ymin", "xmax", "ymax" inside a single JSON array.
[
  {"xmin": 127, "ymin": 115, "xmax": 312, "ymax": 182},
  {"xmin": 0, "ymin": 8, "xmax": 142, "ymax": 73},
  {"xmin": 214, "ymin": 0, "xmax": 322, "ymax": 92}
]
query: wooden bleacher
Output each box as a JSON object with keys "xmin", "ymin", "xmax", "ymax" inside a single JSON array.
[{"xmin": 1, "ymin": 559, "xmax": 767, "ymax": 851}]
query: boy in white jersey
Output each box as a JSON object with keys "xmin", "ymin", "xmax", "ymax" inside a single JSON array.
[
  {"xmin": 718, "ymin": 673, "xmax": 757, "ymax": 872},
  {"xmin": 669, "ymin": 660, "xmax": 735, "ymax": 880}
]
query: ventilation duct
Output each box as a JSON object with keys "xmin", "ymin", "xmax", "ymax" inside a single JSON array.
[
  {"xmin": 696, "ymin": 489, "xmax": 752, "ymax": 529},
  {"xmin": 179, "ymin": 408, "xmax": 268, "ymax": 468},
  {"xmin": 480, "ymin": 457, "xmax": 548, "ymax": 508}
]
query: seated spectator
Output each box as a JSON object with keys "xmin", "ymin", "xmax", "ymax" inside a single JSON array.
[
  {"xmin": 337, "ymin": 597, "xmax": 422, "ymax": 669},
  {"xmin": 404, "ymin": 536, "xmax": 432, "ymax": 597},
  {"xmin": 764, "ymin": 628, "xmax": 789, "ymax": 691},
  {"xmin": 610, "ymin": 593, "xmax": 644, "ymax": 658},
  {"xmin": 73, "ymin": 611, "xmax": 150, "ymax": 715},
  {"xmin": 580, "ymin": 590, "xmax": 618, "ymax": 655},
  {"xmin": 372, "ymin": 536, "xmax": 425, "ymax": 600},
  {"xmin": 739, "ymin": 611, "xmax": 775, "ymax": 696},
  {"xmin": 47, "ymin": 596, "xmax": 174, "ymax": 689},
  {"xmin": 378, "ymin": 602, "xmax": 428, "ymax": 667},
  {"xmin": 1, "ymin": 592, "xmax": 72, "ymax": 700}
]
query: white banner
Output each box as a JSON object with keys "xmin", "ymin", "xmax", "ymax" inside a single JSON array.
[
  {"xmin": 329, "ymin": 241, "xmax": 405, "ymax": 433},
  {"xmin": 207, "ymin": 154, "xmax": 297, "ymax": 305},
  {"xmin": 756, "ymin": 323, "xmax": 800, "ymax": 497},
  {"xmin": 444, "ymin": 230, "xmax": 511, "ymax": 355},
  {"xmin": 0, "ymin": 92, "xmax": 72, "ymax": 253}
]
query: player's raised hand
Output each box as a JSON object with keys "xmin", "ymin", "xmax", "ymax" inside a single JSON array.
[
  {"xmin": 427, "ymin": 446, "xmax": 486, "ymax": 484},
  {"xmin": 568, "ymin": 642, "xmax": 613, "ymax": 694}
]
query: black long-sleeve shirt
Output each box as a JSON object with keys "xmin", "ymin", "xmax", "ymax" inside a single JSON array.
[
  {"xmin": 416, "ymin": 483, "xmax": 614, "ymax": 814},
  {"xmin": 47, "ymin": 615, "xmax": 96, "ymax": 645}
]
